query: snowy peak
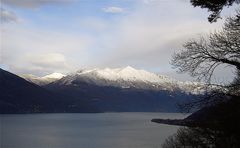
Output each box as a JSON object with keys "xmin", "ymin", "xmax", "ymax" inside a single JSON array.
[
  {"xmin": 55, "ymin": 66, "xmax": 181, "ymax": 91},
  {"xmin": 76, "ymin": 66, "xmax": 170, "ymax": 83},
  {"xmin": 42, "ymin": 73, "xmax": 66, "ymax": 79},
  {"xmin": 22, "ymin": 66, "xmax": 205, "ymax": 94},
  {"xmin": 54, "ymin": 66, "xmax": 205, "ymax": 94},
  {"xmin": 21, "ymin": 72, "xmax": 65, "ymax": 86},
  {"xmin": 119, "ymin": 66, "xmax": 136, "ymax": 72}
]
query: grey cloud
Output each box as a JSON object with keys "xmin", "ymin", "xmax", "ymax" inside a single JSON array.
[
  {"xmin": 1, "ymin": 0, "xmax": 72, "ymax": 8},
  {"xmin": 8, "ymin": 53, "xmax": 73, "ymax": 76},
  {"xmin": 26, "ymin": 53, "xmax": 69, "ymax": 69},
  {"xmin": 1, "ymin": 25, "xmax": 90, "ymax": 76},
  {"xmin": 0, "ymin": 8, "xmax": 18, "ymax": 23},
  {"xmin": 9, "ymin": 65, "xmax": 53, "ymax": 76}
]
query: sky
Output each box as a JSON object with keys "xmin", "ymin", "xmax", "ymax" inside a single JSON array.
[{"xmin": 0, "ymin": 0, "xmax": 238, "ymax": 82}]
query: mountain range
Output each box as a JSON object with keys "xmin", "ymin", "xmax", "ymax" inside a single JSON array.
[
  {"xmin": 1, "ymin": 66, "xmax": 203, "ymax": 113},
  {"xmin": 24, "ymin": 66, "xmax": 205, "ymax": 94}
]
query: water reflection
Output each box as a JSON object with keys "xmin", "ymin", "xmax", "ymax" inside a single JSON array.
[{"xmin": 0, "ymin": 113, "xmax": 187, "ymax": 148}]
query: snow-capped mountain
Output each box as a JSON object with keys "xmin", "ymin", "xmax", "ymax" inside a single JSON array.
[
  {"xmin": 42, "ymin": 73, "xmax": 66, "ymax": 79},
  {"xmin": 21, "ymin": 72, "xmax": 66, "ymax": 86},
  {"xmin": 46, "ymin": 66, "xmax": 202, "ymax": 112},
  {"xmin": 53, "ymin": 66, "xmax": 205, "ymax": 94}
]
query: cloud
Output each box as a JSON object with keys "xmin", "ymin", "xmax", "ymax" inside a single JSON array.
[
  {"xmin": 1, "ymin": 0, "xmax": 72, "ymax": 8},
  {"xmin": 1, "ymin": 26, "xmax": 92, "ymax": 75},
  {"xmin": 1, "ymin": 0, "xmax": 234, "ymax": 81},
  {"xmin": 79, "ymin": 18, "xmax": 108, "ymax": 32},
  {"xmin": 7, "ymin": 53, "xmax": 74, "ymax": 76},
  {"xmin": 26, "ymin": 53, "xmax": 67, "ymax": 67},
  {"xmin": 25, "ymin": 53, "xmax": 73, "ymax": 73},
  {"xmin": 92, "ymin": 4, "xmax": 223, "ymax": 72},
  {"xmin": 102, "ymin": 6, "xmax": 124, "ymax": 13},
  {"xmin": 0, "ymin": 8, "xmax": 18, "ymax": 23},
  {"xmin": 143, "ymin": 0, "xmax": 159, "ymax": 4},
  {"xmin": 1, "ymin": 26, "xmax": 91, "ymax": 53}
]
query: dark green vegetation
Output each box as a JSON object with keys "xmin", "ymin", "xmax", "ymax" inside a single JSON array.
[
  {"xmin": 0, "ymin": 68, "xmax": 100, "ymax": 113},
  {"xmin": 190, "ymin": 0, "xmax": 240, "ymax": 22},
  {"xmin": 157, "ymin": 10, "xmax": 240, "ymax": 148}
]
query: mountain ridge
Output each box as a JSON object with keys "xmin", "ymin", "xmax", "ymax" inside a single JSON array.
[
  {"xmin": 21, "ymin": 72, "xmax": 66, "ymax": 86},
  {"xmin": 0, "ymin": 68, "xmax": 100, "ymax": 113},
  {"xmin": 45, "ymin": 66, "xmax": 199, "ymax": 112},
  {"xmin": 49, "ymin": 66, "xmax": 205, "ymax": 94},
  {"xmin": 1, "ymin": 67, "xmax": 201, "ymax": 113}
]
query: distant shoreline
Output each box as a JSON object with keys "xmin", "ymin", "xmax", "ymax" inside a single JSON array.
[{"xmin": 0, "ymin": 111, "xmax": 185, "ymax": 115}]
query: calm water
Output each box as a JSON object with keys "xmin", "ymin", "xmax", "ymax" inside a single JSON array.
[{"xmin": 0, "ymin": 113, "xmax": 187, "ymax": 148}]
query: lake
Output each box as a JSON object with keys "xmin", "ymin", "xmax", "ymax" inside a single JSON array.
[{"xmin": 0, "ymin": 113, "xmax": 187, "ymax": 148}]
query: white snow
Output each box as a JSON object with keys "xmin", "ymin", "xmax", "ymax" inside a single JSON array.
[
  {"xmin": 22, "ymin": 66, "xmax": 207, "ymax": 94},
  {"xmin": 21, "ymin": 72, "xmax": 66, "ymax": 86},
  {"xmin": 42, "ymin": 72, "xmax": 66, "ymax": 79},
  {"xmin": 76, "ymin": 66, "xmax": 172, "ymax": 83},
  {"xmin": 62, "ymin": 66, "xmax": 204, "ymax": 94}
]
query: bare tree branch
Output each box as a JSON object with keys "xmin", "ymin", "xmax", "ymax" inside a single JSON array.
[{"xmin": 172, "ymin": 10, "xmax": 240, "ymax": 111}]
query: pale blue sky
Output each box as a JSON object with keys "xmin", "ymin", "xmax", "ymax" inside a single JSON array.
[{"xmin": 0, "ymin": 0, "xmax": 238, "ymax": 82}]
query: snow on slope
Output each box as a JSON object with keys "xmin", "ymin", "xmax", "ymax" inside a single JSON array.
[
  {"xmin": 78, "ymin": 66, "xmax": 173, "ymax": 83},
  {"xmin": 42, "ymin": 73, "xmax": 66, "ymax": 79},
  {"xmin": 55, "ymin": 66, "xmax": 205, "ymax": 94},
  {"xmin": 21, "ymin": 73, "xmax": 66, "ymax": 86}
]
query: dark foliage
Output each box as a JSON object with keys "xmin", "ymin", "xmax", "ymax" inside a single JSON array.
[
  {"xmin": 162, "ymin": 127, "xmax": 215, "ymax": 148},
  {"xmin": 171, "ymin": 10, "xmax": 240, "ymax": 111},
  {"xmin": 190, "ymin": 0, "xmax": 240, "ymax": 22},
  {"xmin": 172, "ymin": 10, "xmax": 240, "ymax": 82},
  {"xmin": 162, "ymin": 96, "xmax": 240, "ymax": 148},
  {"xmin": 161, "ymin": 10, "xmax": 240, "ymax": 148}
]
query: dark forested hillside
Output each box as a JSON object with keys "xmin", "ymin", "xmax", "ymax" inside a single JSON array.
[
  {"xmin": 46, "ymin": 80, "xmax": 195, "ymax": 112},
  {"xmin": 0, "ymin": 68, "xmax": 100, "ymax": 113}
]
